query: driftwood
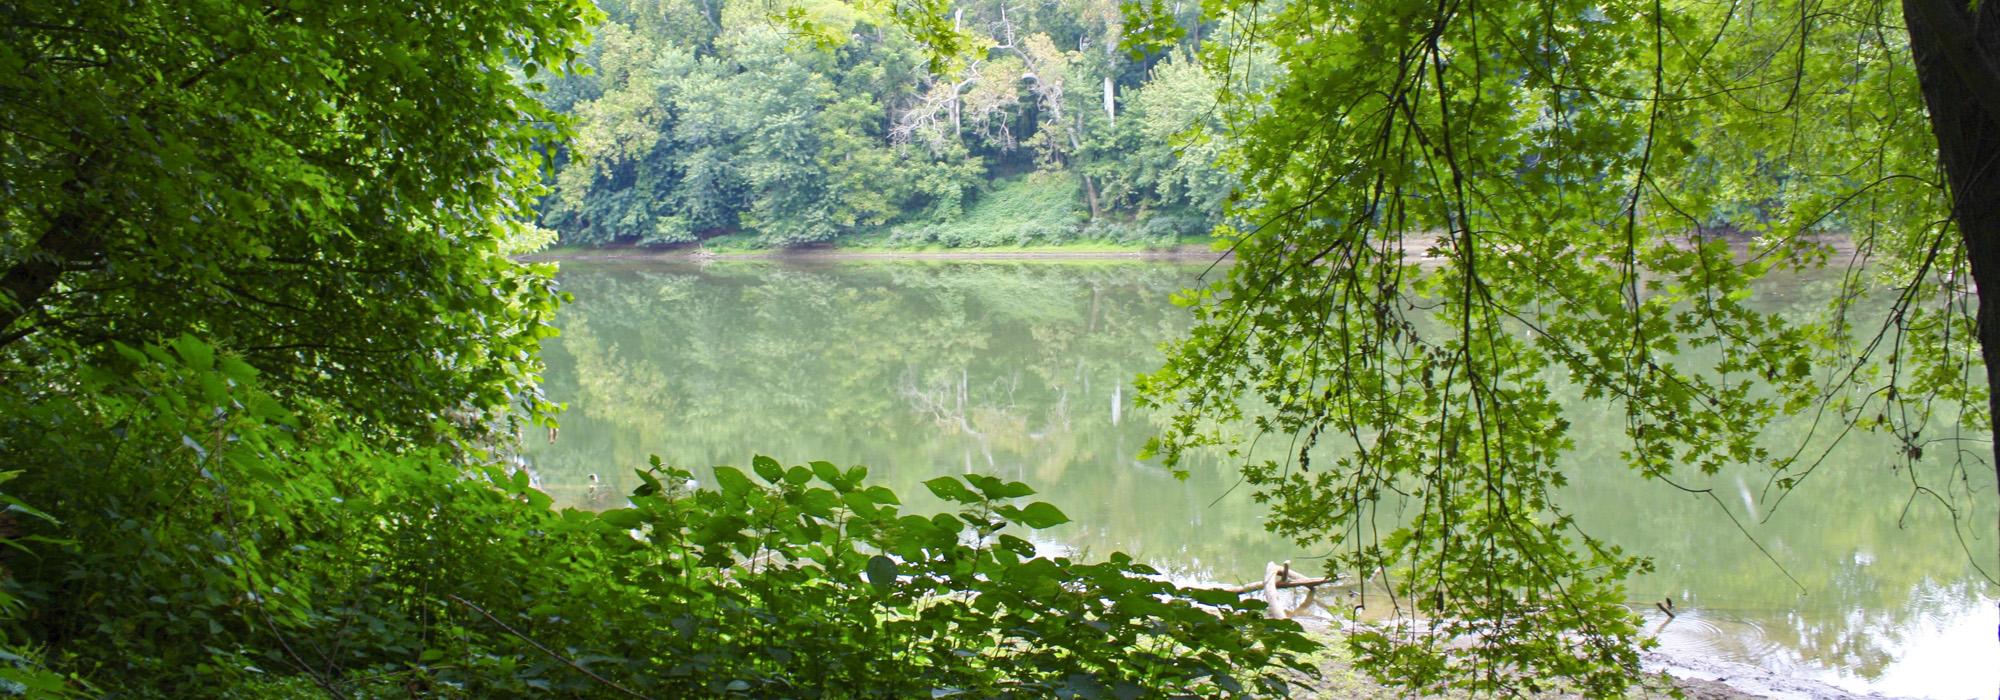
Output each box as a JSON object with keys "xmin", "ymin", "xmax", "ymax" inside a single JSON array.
[
  {"xmin": 1218, "ymin": 575, "xmax": 1340, "ymax": 594},
  {"xmin": 1201, "ymin": 561, "xmax": 1341, "ymax": 620}
]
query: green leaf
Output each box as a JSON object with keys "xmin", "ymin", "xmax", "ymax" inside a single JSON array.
[
  {"xmin": 863, "ymin": 486, "xmax": 900, "ymax": 506},
  {"xmin": 218, "ymin": 356, "xmax": 257, "ymax": 383},
  {"xmin": 1186, "ymin": 588, "xmax": 1244, "ymax": 606},
  {"xmin": 752, "ymin": 456, "xmax": 785, "ymax": 483},
  {"xmin": 841, "ymin": 491, "xmax": 881, "ymax": 518},
  {"xmin": 599, "ymin": 509, "xmax": 645, "ymax": 529},
  {"xmin": 1015, "ymin": 502, "xmax": 1070, "ymax": 529},
  {"xmin": 996, "ymin": 534, "xmax": 1035, "ymax": 558},
  {"xmin": 711, "ymin": 467, "xmax": 754, "ymax": 497},
  {"xmin": 865, "ymin": 555, "xmax": 898, "ymax": 592},
  {"xmin": 634, "ymin": 468, "xmax": 663, "ymax": 498},
  {"xmin": 170, "ymin": 335, "xmax": 215, "ymax": 371},
  {"xmin": 810, "ymin": 461, "xmax": 843, "ymax": 488},
  {"xmin": 965, "ymin": 474, "xmax": 1035, "ymax": 499},
  {"xmin": 784, "ymin": 466, "xmax": 812, "ymax": 486},
  {"xmin": 923, "ymin": 477, "xmax": 980, "ymax": 504}
]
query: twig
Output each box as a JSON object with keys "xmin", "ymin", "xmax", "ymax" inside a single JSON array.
[
  {"xmin": 1217, "ymin": 576, "xmax": 1340, "ymax": 594},
  {"xmin": 446, "ymin": 594, "xmax": 655, "ymax": 700},
  {"xmin": 263, "ymin": 600, "xmax": 340, "ymax": 697}
]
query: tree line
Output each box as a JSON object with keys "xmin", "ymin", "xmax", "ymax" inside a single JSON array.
[{"xmin": 535, "ymin": 0, "xmax": 1239, "ymax": 248}]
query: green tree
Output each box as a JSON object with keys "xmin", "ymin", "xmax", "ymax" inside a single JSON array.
[
  {"xmin": 0, "ymin": 0, "xmax": 594, "ymax": 691},
  {"xmin": 548, "ymin": 5, "xmax": 987, "ymax": 247},
  {"xmin": 1084, "ymin": 52, "xmax": 1237, "ymax": 229},
  {"xmin": 543, "ymin": 0, "xmax": 1236, "ymax": 249},
  {"xmin": 0, "ymin": 2, "xmax": 1321, "ymax": 694},
  {"xmin": 1134, "ymin": 0, "xmax": 1999, "ymax": 693},
  {"xmin": 0, "ymin": 0, "xmax": 595, "ymax": 436}
]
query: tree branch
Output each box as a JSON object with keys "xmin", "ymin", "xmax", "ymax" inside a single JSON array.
[{"xmin": 445, "ymin": 594, "xmax": 654, "ymax": 700}]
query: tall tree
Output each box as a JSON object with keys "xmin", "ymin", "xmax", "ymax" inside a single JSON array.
[
  {"xmin": 1905, "ymin": 0, "xmax": 2000, "ymax": 487},
  {"xmin": 0, "ymin": 0, "xmax": 597, "ymax": 436}
]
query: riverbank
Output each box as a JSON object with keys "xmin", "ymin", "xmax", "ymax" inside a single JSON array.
[
  {"xmin": 1287, "ymin": 621, "xmax": 1881, "ymax": 699},
  {"xmin": 518, "ymin": 229, "xmax": 1849, "ymax": 265},
  {"xmin": 516, "ymin": 240, "xmax": 1232, "ymax": 262}
]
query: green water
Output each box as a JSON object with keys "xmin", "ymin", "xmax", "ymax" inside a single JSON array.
[{"xmin": 524, "ymin": 259, "xmax": 1997, "ymax": 698}]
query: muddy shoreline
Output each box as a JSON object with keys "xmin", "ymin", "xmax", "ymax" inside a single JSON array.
[{"xmin": 1287, "ymin": 617, "xmax": 1885, "ymax": 699}]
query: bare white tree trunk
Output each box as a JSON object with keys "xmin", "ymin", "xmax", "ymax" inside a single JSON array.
[
  {"xmin": 1103, "ymin": 74, "xmax": 1115, "ymax": 126},
  {"xmin": 951, "ymin": 9, "xmax": 964, "ymax": 133}
]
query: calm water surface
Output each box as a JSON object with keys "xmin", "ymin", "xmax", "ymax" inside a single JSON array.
[{"xmin": 524, "ymin": 259, "xmax": 1998, "ymax": 698}]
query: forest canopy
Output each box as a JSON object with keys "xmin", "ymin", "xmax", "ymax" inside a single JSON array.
[{"xmin": 535, "ymin": 0, "xmax": 1238, "ymax": 248}]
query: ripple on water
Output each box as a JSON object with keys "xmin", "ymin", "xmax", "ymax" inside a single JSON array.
[
  {"xmin": 1647, "ymin": 608, "xmax": 1795, "ymax": 667},
  {"xmin": 1641, "ymin": 597, "xmax": 2000, "ymax": 699}
]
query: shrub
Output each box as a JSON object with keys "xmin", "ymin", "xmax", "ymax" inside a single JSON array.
[{"xmin": 1, "ymin": 338, "xmax": 1317, "ymax": 697}]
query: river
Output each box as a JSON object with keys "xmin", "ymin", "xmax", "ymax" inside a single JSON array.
[{"xmin": 522, "ymin": 258, "xmax": 1998, "ymax": 698}]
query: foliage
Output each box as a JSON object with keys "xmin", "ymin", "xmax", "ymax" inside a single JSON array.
[
  {"xmin": 0, "ymin": 335, "xmax": 1310, "ymax": 696},
  {"xmin": 0, "ymin": 0, "xmax": 1326, "ymax": 696},
  {"xmin": 545, "ymin": 11, "xmax": 979, "ymax": 247},
  {"xmin": 1085, "ymin": 52, "xmax": 1238, "ymax": 222},
  {"xmin": 1, "ymin": 0, "xmax": 592, "ymax": 687},
  {"xmin": 1137, "ymin": 0, "xmax": 1983, "ymax": 694},
  {"xmin": 540, "ymin": 0, "xmax": 1234, "ymax": 248},
  {"xmin": 884, "ymin": 173, "xmax": 1084, "ymax": 247},
  {"xmin": 587, "ymin": 457, "xmax": 1316, "ymax": 697},
  {"xmin": 0, "ymin": 0, "xmax": 595, "ymax": 439}
]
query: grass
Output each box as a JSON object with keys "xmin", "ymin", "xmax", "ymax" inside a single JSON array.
[
  {"xmin": 689, "ymin": 230, "xmax": 767, "ymax": 252},
  {"xmin": 875, "ymin": 171, "xmax": 1088, "ymax": 248}
]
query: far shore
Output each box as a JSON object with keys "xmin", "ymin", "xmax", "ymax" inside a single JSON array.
[
  {"xmin": 517, "ymin": 241, "xmax": 1234, "ymax": 263},
  {"xmin": 518, "ymin": 230, "xmax": 1867, "ymax": 266}
]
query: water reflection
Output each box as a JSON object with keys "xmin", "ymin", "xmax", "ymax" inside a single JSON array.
[{"xmin": 525, "ymin": 259, "xmax": 1997, "ymax": 698}]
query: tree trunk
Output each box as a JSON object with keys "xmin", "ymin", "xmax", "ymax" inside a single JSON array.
[
  {"xmin": 1103, "ymin": 74, "xmax": 1116, "ymax": 126},
  {"xmin": 1081, "ymin": 173, "xmax": 1103, "ymax": 220},
  {"xmin": 0, "ymin": 173, "xmax": 104, "ymax": 345},
  {"xmin": 1902, "ymin": 0, "xmax": 2000, "ymax": 559}
]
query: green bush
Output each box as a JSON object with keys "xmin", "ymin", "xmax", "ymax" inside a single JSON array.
[
  {"xmin": 1, "ymin": 337, "xmax": 1315, "ymax": 697},
  {"xmin": 885, "ymin": 174, "xmax": 1084, "ymax": 248}
]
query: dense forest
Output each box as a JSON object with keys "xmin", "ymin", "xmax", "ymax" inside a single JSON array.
[{"xmin": 534, "ymin": 0, "xmax": 1238, "ymax": 248}]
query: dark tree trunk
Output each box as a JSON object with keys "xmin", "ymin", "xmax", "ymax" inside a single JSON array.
[
  {"xmin": 0, "ymin": 181, "xmax": 104, "ymax": 346},
  {"xmin": 1081, "ymin": 173, "xmax": 1103, "ymax": 220},
  {"xmin": 1902, "ymin": 0, "xmax": 2000, "ymax": 554}
]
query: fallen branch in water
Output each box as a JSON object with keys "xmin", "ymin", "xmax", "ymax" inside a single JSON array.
[
  {"xmin": 1217, "ymin": 576, "xmax": 1340, "ymax": 594},
  {"xmin": 1215, "ymin": 560, "xmax": 1339, "ymax": 594},
  {"xmin": 1186, "ymin": 561, "xmax": 1343, "ymax": 620}
]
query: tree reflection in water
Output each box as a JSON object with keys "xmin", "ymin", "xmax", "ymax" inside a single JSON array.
[{"xmin": 525, "ymin": 259, "xmax": 1996, "ymax": 697}]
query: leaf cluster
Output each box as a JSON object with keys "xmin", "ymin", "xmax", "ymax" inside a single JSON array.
[
  {"xmin": 0, "ymin": 335, "xmax": 1313, "ymax": 697},
  {"xmin": 540, "ymin": 0, "xmax": 1241, "ymax": 249},
  {"xmin": 1136, "ymin": 0, "xmax": 1963, "ymax": 692}
]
